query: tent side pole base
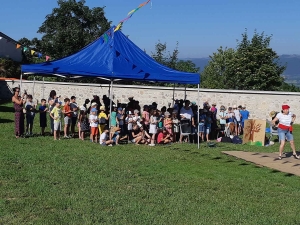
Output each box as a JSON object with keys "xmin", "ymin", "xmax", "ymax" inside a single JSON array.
[{"xmin": 197, "ymin": 84, "xmax": 200, "ymax": 149}]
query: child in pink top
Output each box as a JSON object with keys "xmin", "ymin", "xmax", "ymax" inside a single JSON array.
[
  {"xmin": 142, "ymin": 105, "xmax": 150, "ymax": 129},
  {"xmin": 163, "ymin": 111, "xmax": 173, "ymax": 135}
]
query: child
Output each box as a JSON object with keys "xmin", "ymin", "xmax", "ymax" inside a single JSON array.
[
  {"xmin": 39, "ymin": 99, "xmax": 48, "ymax": 136},
  {"xmin": 142, "ymin": 105, "xmax": 150, "ymax": 131},
  {"xmin": 89, "ymin": 108, "xmax": 99, "ymax": 143},
  {"xmin": 132, "ymin": 109, "xmax": 142, "ymax": 128},
  {"xmin": 198, "ymin": 109, "xmax": 206, "ymax": 141},
  {"xmin": 99, "ymin": 127, "xmax": 113, "ymax": 146},
  {"xmin": 125, "ymin": 111, "xmax": 133, "ymax": 140},
  {"xmin": 116, "ymin": 108, "xmax": 125, "ymax": 134},
  {"xmin": 172, "ymin": 111, "xmax": 180, "ymax": 142},
  {"xmin": 205, "ymin": 111, "xmax": 212, "ymax": 142},
  {"xmin": 148, "ymin": 109, "xmax": 158, "ymax": 146},
  {"xmin": 163, "ymin": 111, "xmax": 173, "ymax": 135},
  {"xmin": 98, "ymin": 106, "xmax": 108, "ymax": 135},
  {"xmin": 79, "ymin": 106, "xmax": 89, "ymax": 140},
  {"xmin": 25, "ymin": 94, "xmax": 36, "ymax": 135},
  {"xmin": 157, "ymin": 110, "xmax": 164, "ymax": 129},
  {"xmin": 157, "ymin": 128, "xmax": 172, "ymax": 144},
  {"xmin": 62, "ymin": 98, "xmax": 72, "ymax": 138},
  {"xmin": 50, "ymin": 101, "xmax": 62, "ymax": 140}
]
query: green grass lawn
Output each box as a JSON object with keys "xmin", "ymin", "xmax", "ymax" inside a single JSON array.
[{"xmin": 1, "ymin": 102, "xmax": 300, "ymax": 225}]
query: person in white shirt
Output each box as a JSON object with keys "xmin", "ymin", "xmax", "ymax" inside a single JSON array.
[
  {"xmin": 179, "ymin": 100, "xmax": 195, "ymax": 143},
  {"xmin": 272, "ymin": 104, "xmax": 299, "ymax": 160},
  {"xmin": 89, "ymin": 108, "xmax": 99, "ymax": 143},
  {"xmin": 233, "ymin": 105, "xmax": 241, "ymax": 135},
  {"xmin": 100, "ymin": 127, "xmax": 113, "ymax": 146}
]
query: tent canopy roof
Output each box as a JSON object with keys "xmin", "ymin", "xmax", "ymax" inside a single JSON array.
[{"xmin": 21, "ymin": 27, "xmax": 200, "ymax": 84}]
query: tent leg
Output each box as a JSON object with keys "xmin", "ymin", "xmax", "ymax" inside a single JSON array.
[
  {"xmin": 32, "ymin": 76, "xmax": 36, "ymax": 99},
  {"xmin": 109, "ymin": 79, "xmax": 113, "ymax": 129},
  {"xmin": 184, "ymin": 86, "xmax": 187, "ymax": 101},
  {"xmin": 197, "ymin": 84, "xmax": 200, "ymax": 149},
  {"xmin": 42, "ymin": 77, "xmax": 45, "ymax": 99},
  {"xmin": 172, "ymin": 83, "xmax": 175, "ymax": 106},
  {"xmin": 19, "ymin": 73, "xmax": 23, "ymax": 92}
]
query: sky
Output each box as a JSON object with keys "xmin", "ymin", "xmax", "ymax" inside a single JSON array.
[{"xmin": 0, "ymin": 0, "xmax": 299, "ymax": 58}]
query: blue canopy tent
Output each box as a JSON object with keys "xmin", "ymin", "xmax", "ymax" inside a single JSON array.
[{"xmin": 21, "ymin": 26, "xmax": 201, "ymax": 147}]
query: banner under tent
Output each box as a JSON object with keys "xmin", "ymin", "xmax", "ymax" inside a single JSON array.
[{"xmin": 21, "ymin": 26, "xmax": 201, "ymax": 148}]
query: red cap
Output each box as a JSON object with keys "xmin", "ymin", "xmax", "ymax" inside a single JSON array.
[{"xmin": 282, "ymin": 105, "xmax": 290, "ymax": 110}]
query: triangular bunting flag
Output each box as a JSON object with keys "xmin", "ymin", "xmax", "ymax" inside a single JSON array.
[
  {"xmin": 103, "ymin": 33, "xmax": 108, "ymax": 43},
  {"xmin": 38, "ymin": 53, "xmax": 42, "ymax": 58},
  {"xmin": 116, "ymin": 51, "xmax": 120, "ymax": 57},
  {"xmin": 138, "ymin": 70, "xmax": 144, "ymax": 73},
  {"xmin": 45, "ymin": 56, "xmax": 50, "ymax": 61},
  {"xmin": 23, "ymin": 47, "xmax": 28, "ymax": 52},
  {"xmin": 114, "ymin": 23, "xmax": 122, "ymax": 32},
  {"xmin": 132, "ymin": 64, "xmax": 137, "ymax": 70},
  {"xmin": 31, "ymin": 50, "xmax": 35, "ymax": 55},
  {"xmin": 16, "ymin": 44, "xmax": 21, "ymax": 49}
]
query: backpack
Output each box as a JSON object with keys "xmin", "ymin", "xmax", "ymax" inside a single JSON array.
[
  {"xmin": 221, "ymin": 136, "xmax": 232, "ymax": 143},
  {"xmin": 99, "ymin": 117, "xmax": 106, "ymax": 124},
  {"xmin": 232, "ymin": 136, "xmax": 242, "ymax": 144}
]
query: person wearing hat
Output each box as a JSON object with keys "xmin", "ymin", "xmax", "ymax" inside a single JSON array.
[
  {"xmin": 50, "ymin": 101, "xmax": 62, "ymax": 140},
  {"xmin": 272, "ymin": 105, "xmax": 299, "ymax": 160},
  {"xmin": 89, "ymin": 107, "xmax": 99, "ymax": 143},
  {"xmin": 133, "ymin": 109, "xmax": 142, "ymax": 128},
  {"xmin": 98, "ymin": 106, "xmax": 108, "ymax": 135}
]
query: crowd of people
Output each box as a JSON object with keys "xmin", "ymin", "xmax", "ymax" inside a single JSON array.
[{"xmin": 12, "ymin": 87, "xmax": 253, "ymax": 146}]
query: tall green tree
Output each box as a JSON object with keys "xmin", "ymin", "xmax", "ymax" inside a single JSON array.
[
  {"xmin": 200, "ymin": 47, "xmax": 236, "ymax": 89},
  {"xmin": 37, "ymin": 0, "xmax": 111, "ymax": 59},
  {"xmin": 201, "ymin": 31, "xmax": 286, "ymax": 91}
]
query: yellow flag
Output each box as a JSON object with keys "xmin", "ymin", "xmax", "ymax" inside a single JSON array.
[
  {"xmin": 31, "ymin": 50, "xmax": 35, "ymax": 55},
  {"xmin": 16, "ymin": 44, "xmax": 21, "ymax": 49},
  {"xmin": 114, "ymin": 23, "xmax": 122, "ymax": 32},
  {"xmin": 127, "ymin": 9, "xmax": 136, "ymax": 15}
]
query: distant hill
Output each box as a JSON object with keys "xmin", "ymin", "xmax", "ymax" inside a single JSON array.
[{"xmin": 184, "ymin": 55, "xmax": 300, "ymax": 86}]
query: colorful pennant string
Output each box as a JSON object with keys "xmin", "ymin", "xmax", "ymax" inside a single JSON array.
[
  {"xmin": 114, "ymin": 0, "xmax": 151, "ymax": 32},
  {"xmin": 16, "ymin": 44, "xmax": 21, "ymax": 49}
]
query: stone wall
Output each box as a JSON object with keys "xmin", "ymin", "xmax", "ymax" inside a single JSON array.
[{"xmin": 1, "ymin": 80, "xmax": 300, "ymax": 123}]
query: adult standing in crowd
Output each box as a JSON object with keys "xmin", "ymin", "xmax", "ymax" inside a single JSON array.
[
  {"xmin": 179, "ymin": 100, "xmax": 195, "ymax": 143},
  {"xmin": 48, "ymin": 90, "xmax": 58, "ymax": 135},
  {"xmin": 272, "ymin": 105, "xmax": 299, "ymax": 160},
  {"xmin": 70, "ymin": 96, "xmax": 78, "ymax": 137},
  {"xmin": 12, "ymin": 87, "xmax": 25, "ymax": 138},
  {"xmin": 240, "ymin": 106, "xmax": 249, "ymax": 128}
]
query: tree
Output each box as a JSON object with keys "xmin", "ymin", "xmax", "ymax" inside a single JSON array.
[
  {"xmin": 0, "ymin": 58, "xmax": 21, "ymax": 78},
  {"xmin": 200, "ymin": 47, "xmax": 236, "ymax": 89},
  {"xmin": 201, "ymin": 31, "xmax": 286, "ymax": 91},
  {"xmin": 149, "ymin": 41, "xmax": 199, "ymax": 87},
  {"xmin": 37, "ymin": 0, "xmax": 111, "ymax": 59}
]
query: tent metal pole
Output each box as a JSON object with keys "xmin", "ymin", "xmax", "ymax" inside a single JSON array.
[
  {"xmin": 109, "ymin": 79, "xmax": 113, "ymax": 129},
  {"xmin": 32, "ymin": 76, "xmax": 36, "ymax": 98},
  {"xmin": 172, "ymin": 83, "xmax": 175, "ymax": 106},
  {"xmin": 184, "ymin": 86, "xmax": 187, "ymax": 100},
  {"xmin": 197, "ymin": 84, "xmax": 200, "ymax": 149},
  {"xmin": 42, "ymin": 77, "xmax": 45, "ymax": 99},
  {"xmin": 19, "ymin": 72, "xmax": 23, "ymax": 92}
]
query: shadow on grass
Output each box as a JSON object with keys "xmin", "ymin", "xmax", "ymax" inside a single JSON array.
[
  {"xmin": 213, "ymin": 156, "xmax": 222, "ymax": 160},
  {"xmin": 239, "ymin": 162, "xmax": 249, "ymax": 166},
  {"xmin": 271, "ymin": 169, "xmax": 280, "ymax": 173},
  {"xmin": 0, "ymin": 105, "xmax": 14, "ymax": 113},
  {"xmin": 0, "ymin": 118, "xmax": 14, "ymax": 123},
  {"xmin": 285, "ymin": 173, "xmax": 295, "ymax": 177}
]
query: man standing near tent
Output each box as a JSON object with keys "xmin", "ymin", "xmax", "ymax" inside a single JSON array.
[{"xmin": 70, "ymin": 96, "xmax": 78, "ymax": 138}]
